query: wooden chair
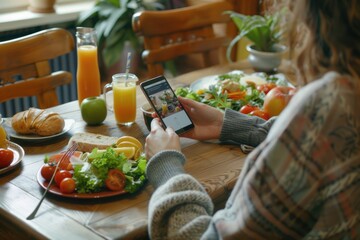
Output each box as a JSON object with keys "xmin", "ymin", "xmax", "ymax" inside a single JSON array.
[
  {"xmin": 0, "ymin": 28, "xmax": 75, "ymax": 109},
  {"xmin": 132, "ymin": 1, "xmax": 237, "ymax": 78}
]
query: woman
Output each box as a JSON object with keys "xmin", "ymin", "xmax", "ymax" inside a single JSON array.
[{"xmin": 145, "ymin": 0, "xmax": 360, "ymax": 239}]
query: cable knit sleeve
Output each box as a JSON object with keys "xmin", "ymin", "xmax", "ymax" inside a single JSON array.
[
  {"xmin": 146, "ymin": 150, "xmax": 214, "ymax": 240},
  {"xmin": 220, "ymin": 109, "xmax": 276, "ymax": 147}
]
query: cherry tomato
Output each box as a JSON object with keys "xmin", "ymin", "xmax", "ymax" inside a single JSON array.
[
  {"xmin": 48, "ymin": 151, "xmax": 82, "ymax": 171},
  {"xmin": 257, "ymin": 83, "xmax": 277, "ymax": 94},
  {"xmin": 48, "ymin": 154, "xmax": 71, "ymax": 170},
  {"xmin": 0, "ymin": 149, "xmax": 14, "ymax": 169},
  {"xmin": 54, "ymin": 170, "xmax": 72, "ymax": 187},
  {"xmin": 40, "ymin": 163, "xmax": 57, "ymax": 181},
  {"xmin": 59, "ymin": 177, "xmax": 76, "ymax": 194},
  {"xmin": 249, "ymin": 109, "xmax": 270, "ymax": 120},
  {"xmin": 240, "ymin": 104, "xmax": 259, "ymax": 114},
  {"xmin": 105, "ymin": 169, "xmax": 126, "ymax": 191}
]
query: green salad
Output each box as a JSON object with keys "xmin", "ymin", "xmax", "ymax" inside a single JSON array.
[
  {"xmin": 175, "ymin": 71, "xmax": 288, "ymax": 111},
  {"xmin": 72, "ymin": 147, "xmax": 147, "ymax": 194}
]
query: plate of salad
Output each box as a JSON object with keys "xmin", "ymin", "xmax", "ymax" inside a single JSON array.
[
  {"xmin": 175, "ymin": 70, "xmax": 293, "ymax": 119},
  {"xmin": 36, "ymin": 146, "xmax": 147, "ymax": 199}
]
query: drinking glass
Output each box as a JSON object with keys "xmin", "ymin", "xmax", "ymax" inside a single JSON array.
[
  {"xmin": 140, "ymin": 103, "xmax": 155, "ymax": 131},
  {"xmin": 104, "ymin": 73, "xmax": 138, "ymax": 125}
]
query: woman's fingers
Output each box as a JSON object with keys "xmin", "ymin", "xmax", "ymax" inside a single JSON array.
[{"xmin": 150, "ymin": 118, "xmax": 162, "ymax": 130}]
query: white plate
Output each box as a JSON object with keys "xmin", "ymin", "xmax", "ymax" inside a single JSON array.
[
  {"xmin": 189, "ymin": 71, "xmax": 290, "ymax": 91},
  {"xmin": 189, "ymin": 75, "xmax": 220, "ymax": 92},
  {"xmin": 5, "ymin": 119, "xmax": 75, "ymax": 142},
  {"xmin": 0, "ymin": 141, "xmax": 24, "ymax": 175}
]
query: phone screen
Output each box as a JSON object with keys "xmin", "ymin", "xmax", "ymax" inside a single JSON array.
[{"xmin": 140, "ymin": 76, "xmax": 194, "ymax": 134}]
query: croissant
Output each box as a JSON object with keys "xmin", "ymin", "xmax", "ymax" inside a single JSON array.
[{"xmin": 11, "ymin": 108, "xmax": 65, "ymax": 136}]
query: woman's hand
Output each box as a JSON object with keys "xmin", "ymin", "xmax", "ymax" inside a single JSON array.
[
  {"xmin": 178, "ymin": 97, "xmax": 224, "ymax": 140},
  {"xmin": 145, "ymin": 118, "xmax": 181, "ymax": 159}
]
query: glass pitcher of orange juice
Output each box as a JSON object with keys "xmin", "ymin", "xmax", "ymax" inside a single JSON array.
[{"xmin": 76, "ymin": 27, "xmax": 101, "ymax": 105}]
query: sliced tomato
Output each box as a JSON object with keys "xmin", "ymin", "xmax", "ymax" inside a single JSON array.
[
  {"xmin": 55, "ymin": 170, "xmax": 73, "ymax": 187},
  {"xmin": 249, "ymin": 109, "xmax": 270, "ymax": 120},
  {"xmin": 48, "ymin": 151, "xmax": 82, "ymax": 170},
  {"xmin": 40, "ymin": 163, "xmax": 57, "ymax": 181},
  {"xmin": 257, "ymin": 83, "xmax": 277, "ymax": 94},
  {"xmin": 59, "ymin": 177, "xmax": 76, "ymax": 194},
  {"xmin": 105, "ymin": 169, "xmax": 126, "ymax": 191},
  {"xmin": 240, "ymin": 104, "xmax": 259, "ymax": 114}
]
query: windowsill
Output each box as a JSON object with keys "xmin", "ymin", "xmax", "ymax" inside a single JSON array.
[{"xmin": 0, "ymin": 1, "xmax": 95, "ymax": 32}]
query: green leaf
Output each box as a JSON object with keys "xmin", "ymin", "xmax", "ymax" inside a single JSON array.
[
  {"xmin": 225, "ymin": 10, "xmax": 285, "ymax": 62},
  {"xmin": 76, "ymin": 0, "xmax": 166, "ymax": 68},
  {"xmin": 104, "ymin": 8, "xmax": 127, "ymax": 37}
]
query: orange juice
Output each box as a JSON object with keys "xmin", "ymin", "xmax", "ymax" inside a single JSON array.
[
  {"xmin": 113, "ymin": 82, "xmax": 137, "ymax": 125},
  {"xmin": 77, "ymin": 45, "xmax": 101, "ymax": 105}
]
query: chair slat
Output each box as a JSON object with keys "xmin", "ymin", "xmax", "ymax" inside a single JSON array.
[{"xmin": 0, "ymin": 28, "xmax": 75, "ymax": 109}]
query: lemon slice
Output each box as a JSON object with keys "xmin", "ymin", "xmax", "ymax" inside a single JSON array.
[
  {"xmin": 117, "ymin": 141, "xmax": 141, "ymax": 151},
  {"xmin": 0, "ymin": 126, "xmax": 8, "ymax": 149},
  {"xmin": 134, "ymin": 148, "xmax": 142, "ymax": 160},
  {"xmin": 116, "ymin": 136, "xmax": 142, "ymax": 150},
  {"xmin": 97, "ymin": 147, "xmax": 136, "ymax": 159},
  {"xmin": 113, "ymin": 147, "xmax": 136, "ymax": 159}
]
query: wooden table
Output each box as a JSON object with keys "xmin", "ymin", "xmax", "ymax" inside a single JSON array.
[{"xmin": 0, "ymin": 60, "xmax": 293, "ymax": 239}]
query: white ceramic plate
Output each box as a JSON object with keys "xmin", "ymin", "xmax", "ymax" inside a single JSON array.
[
  {"xmin": 0, "ymin": 141, "xmax": 24, "ymax": 175},
  {"xmin": 5, "ymin": 118, "xmax": 75, "ymax": 142},
  {"xmin": 189, "ymin": 71, "xmax": 290, "ymax": 91},
  {"xmin": 189, "ymin": 75, "xmax": 220, "ymax": 92}
]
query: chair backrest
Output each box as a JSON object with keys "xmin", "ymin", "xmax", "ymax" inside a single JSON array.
[
  {"xmin": 132, "ymin": 1, "xmax": 236, "ymax": 78},
  {"xmin": 0, "ymin": 28, "xmax": 75, "ymax": 109}
]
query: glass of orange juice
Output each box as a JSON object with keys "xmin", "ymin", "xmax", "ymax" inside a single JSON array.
[{"xmin": 104, "ymin": 73, "xmax": 138, "ymax": 125}]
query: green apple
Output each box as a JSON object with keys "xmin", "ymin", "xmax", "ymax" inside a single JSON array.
[{"xmin": 80, "ymin": 97, "xmax": 107, "ymax": 125}]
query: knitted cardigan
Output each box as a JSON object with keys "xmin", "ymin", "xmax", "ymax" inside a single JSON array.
[{"xmin": 146, "ymin": 71, "xmax": 360, "ymax": 240}]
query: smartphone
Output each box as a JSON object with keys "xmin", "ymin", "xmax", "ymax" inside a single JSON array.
[{"xmin": 140, "ymin": 76, "xmax": 194, "ymax": 134}]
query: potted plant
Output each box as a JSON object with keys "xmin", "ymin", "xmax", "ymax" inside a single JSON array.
[
  {"xmin": 28, "ymin": 0, "xmax": 56, "ymax": 13},
  {"xmin": 77, "ymin": 0, "xmax": 164, "ymax": 80},
  {"xmin": 225, "ymin": 10, "xmax": 286, "ymax": 73}
]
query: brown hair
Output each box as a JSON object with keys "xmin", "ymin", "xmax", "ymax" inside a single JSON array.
[{"xmin": 274, "ymin": 0, "xmax": 360, "ymax": 85}]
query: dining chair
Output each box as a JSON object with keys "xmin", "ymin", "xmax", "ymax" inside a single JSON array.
[
  {"xmin": 0, "ymin": 28, "xmax": 75, "ymax": 109},
  {"xmin": 132, "ymin": 1, "xmax": 237, "ymax": 79}
]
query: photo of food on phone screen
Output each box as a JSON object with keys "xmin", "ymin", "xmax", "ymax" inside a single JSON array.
[{"xmin": 141, "ymin": 77, "xmax": 194, "ymax": 134}]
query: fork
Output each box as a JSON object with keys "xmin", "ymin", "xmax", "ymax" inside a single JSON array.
[{"xmin": 26, "ymin": 143, "xmax": 78, "ymax": 220}]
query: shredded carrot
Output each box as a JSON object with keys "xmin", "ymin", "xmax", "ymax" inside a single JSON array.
[{"xmin": 226, "ymin": 91, "xmax": 246, "ymax": 100}]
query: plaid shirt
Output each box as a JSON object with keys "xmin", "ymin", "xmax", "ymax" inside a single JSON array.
[{"xmin": 146, "ymin": 71, "xmax": 360, "ymax": 239}]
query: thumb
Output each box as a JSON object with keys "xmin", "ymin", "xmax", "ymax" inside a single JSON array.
[
  {"xmin": 151, "ymin": 118, "xmax": 162, "ymax": 130},
  {"xmin": 165, "ymin": 127, "xmax": 175, "ymax": 135}
]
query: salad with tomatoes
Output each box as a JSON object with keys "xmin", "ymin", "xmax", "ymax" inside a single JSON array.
[
  {"xmin": 175, "ymin": 71, "xmax": 291, "ymax": 120},
  {"xmin": 40, "ymin": 147, "xmax": 147, "ymax": 194}
]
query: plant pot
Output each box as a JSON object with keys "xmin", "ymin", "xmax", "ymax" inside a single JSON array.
[
  {"xmin": 246, "ymin": 44, "xmax": 287, "ymax": 73},
  {"xmin": 28, "ymin": 0, "xmax": 56, "ymax": 13}
]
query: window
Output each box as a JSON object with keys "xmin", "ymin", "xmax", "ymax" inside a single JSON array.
[{"xmin": 0, "ymin": 0, "xmax": 91, "ymax": 13}]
